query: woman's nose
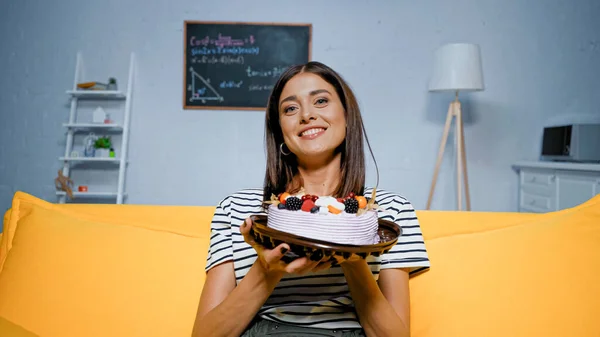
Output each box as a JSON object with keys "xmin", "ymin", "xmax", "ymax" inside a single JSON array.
[{"xmin": 300, "ymin": 105, "xmax": 317, "ymax": 123}]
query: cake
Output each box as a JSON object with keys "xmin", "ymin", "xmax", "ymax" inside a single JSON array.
[{"xmin": 265, "ymin": 190, "xmax": 380, "ymax": 245}]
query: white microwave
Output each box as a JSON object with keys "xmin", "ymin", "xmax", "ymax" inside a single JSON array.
[{"xmin": 540, "ymin": 123, "xmax": 600, "ymax": 163}]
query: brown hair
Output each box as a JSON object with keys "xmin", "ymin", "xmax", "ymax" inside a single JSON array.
[{"xmin": 262, "ymin": 61, "xmax": 378, "ymax": 204}]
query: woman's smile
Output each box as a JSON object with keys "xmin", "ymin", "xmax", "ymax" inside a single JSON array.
[{"xmin": 298, "ymin": 127, "xmax": 327, "ymax": 139}]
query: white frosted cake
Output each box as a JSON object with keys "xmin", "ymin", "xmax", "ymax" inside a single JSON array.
[{"xmin": 266, "ymin": 191, "xmax": 380, "ymax": 245}]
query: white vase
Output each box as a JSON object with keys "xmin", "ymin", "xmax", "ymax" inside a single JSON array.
[{"xmin": 96, "ymin": 148, "xmax": 110, "ymax": 158}]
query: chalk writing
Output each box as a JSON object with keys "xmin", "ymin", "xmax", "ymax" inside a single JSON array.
[
  {"xmin": 190, "ymin": 34, "xmax": 256, "ymax": 48},
  {"xmin": 192, "ymin": 55, "xmax": 245, "ymax": 65},
  {"xmin": 246, "ymin": 66, "xmax": 287, "ymax": 78},
  {"xmin": 249, "ymin": 84, "xmax": 275, "ymax": 92},
  {"xmin": 191, "ymin": 46, "xmax": 260, "ymax": 56},
  {"xmin": 220, "ymin": 80, "xmax": 243, "ymax": 89}
]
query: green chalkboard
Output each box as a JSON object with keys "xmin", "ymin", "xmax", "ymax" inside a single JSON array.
[{"xmin": 183, "ymin": 21, "xmax": 312, "ymax": 110}]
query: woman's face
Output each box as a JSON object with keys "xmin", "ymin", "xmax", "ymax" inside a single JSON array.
[{"xmin": 278, "ymin": 72, "xmax": 346, "ymax": 164}]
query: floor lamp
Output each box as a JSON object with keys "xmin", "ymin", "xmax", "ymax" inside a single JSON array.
[{"xmin": 426, "ymin": 43, "xmax": 484, "ymax": 211}]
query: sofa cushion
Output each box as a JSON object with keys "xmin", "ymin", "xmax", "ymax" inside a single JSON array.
[
  {"xmin": 0, "ymin": 192, "xmax": 212, "ymax": 337},
  {"xmin": 410, "ymin": 194, "xmax": 600, "ymax": 337}
]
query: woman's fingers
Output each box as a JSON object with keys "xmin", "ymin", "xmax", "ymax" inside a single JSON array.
[
  {"xmin": 264, "ymin": 243, "xmax": 290, "ymax": 265},
  {"xmin": 240, "ymin": 217, "xmax": 340, "ymax": 275},
  {"xmin": 240, "ymin": 218, "xmax": 256, "ymax": 246}
]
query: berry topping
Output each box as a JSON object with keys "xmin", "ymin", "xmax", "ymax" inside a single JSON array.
[
  {"xmin": 301, "ymin": 199, "xmax": 316, "ymax": 212},
  {"xmin": 310, "ymin": 206, "xmax": 320, "ymax": 214},
  {"xmin": 277, "ymin": 203, "xmax": 286, "ymax": 209},
  {"xmin": 285, "ymin": 196, "xmax": 303, "ymax": 211},
  {"xmin": 348, "ymin": 192, "xmax": 355, "ymax": 198},
  {"xmin": 311, "ymin": 195, "xmax": 318, "ymax": 202},
  {"xmin": 344, "ymin": 198, "xmax": 359, "ymax": 214}
]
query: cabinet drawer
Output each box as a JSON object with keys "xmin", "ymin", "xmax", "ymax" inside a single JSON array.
[
  {"xmin": 520, "ymin": 191, "xmax": 555, "ymax": 212},
  {"xmin": 520, "ymin": 171, "xmax": 556, "ymax": 197},
  {"xmin": 521, "ymin": 171, "xmax": 555, "ymax": 186}
]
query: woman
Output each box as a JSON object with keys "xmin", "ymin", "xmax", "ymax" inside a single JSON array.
[{"xmin": 192, "ymin": 62, "xmax": 430, "ymax": 337}]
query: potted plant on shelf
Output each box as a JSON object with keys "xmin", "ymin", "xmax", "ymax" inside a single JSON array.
[{"xmin": 94, "ymin": 136, "xmax": 112, "ymax": 158}]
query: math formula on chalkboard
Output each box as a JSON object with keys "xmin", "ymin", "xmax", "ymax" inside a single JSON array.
[{"xmin": 184, "ymin": 21, "xmax": 312, "ymax": 110}]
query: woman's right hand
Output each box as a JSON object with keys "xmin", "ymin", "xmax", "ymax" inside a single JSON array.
[{"xmin": 240, "ymin": 218, "xmax": 331, "ymax": 278}]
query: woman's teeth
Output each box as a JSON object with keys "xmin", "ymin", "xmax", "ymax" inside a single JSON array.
[{"xmin": 301, "ymin": 128, "xmax": 324, "ymax": 136}]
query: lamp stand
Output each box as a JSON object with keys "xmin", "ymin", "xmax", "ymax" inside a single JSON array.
[{"xmin": 426, "ymin": 91, "xmax": 471, "ymax": 211}]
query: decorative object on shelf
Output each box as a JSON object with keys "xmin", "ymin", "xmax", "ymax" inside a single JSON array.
[
  {"xmin": 83, "ymin": 133, "xmax": 98, "ymax": 157},
  {"xmin": 104, "ymin": 112, "xmax": 113, "ymax": 124},
  {"xmin": 55, "ymin": 170, "xmax": 74, "ymax": 199},
  {"xmin": 426, "ymin": 43, "xmax": 484, "ymax": 211},
  {"xmin": 109, "ymin": 148, "xmax": 115, "ymax": 158},
  {"xmin": 107, "ymin": 78, "xmax": 118, "ymax": 91},
  {"xmin": 94, "ymin": 136, "xmax": 112, "ymax": 158},
  {"xmin": 78, "ymin": 185, "xmax": 88, "ymax": 192},
  {"xmin": 93, "ymin": 107, "xmax": 107, "ymax": 124},
  {"xmin": 70, "ymin": 150, "xmax": 79, "ymax": 158},
  {"xmin": 77, "ymin": 81, "xmax": 108, "ymax": 90},
  {"xmin": 77, "ymin": 77, "xmax": 118, "ymax": 91}
]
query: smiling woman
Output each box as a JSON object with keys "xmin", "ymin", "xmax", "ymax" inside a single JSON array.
[{"xmin": 192, "ymin": 61, "xmax": 430, "ymax": 337}]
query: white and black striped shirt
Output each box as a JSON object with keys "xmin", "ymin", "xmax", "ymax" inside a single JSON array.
[{"xmin": 205, "ymin": 187, "xmax": 430, "ymax": 329}]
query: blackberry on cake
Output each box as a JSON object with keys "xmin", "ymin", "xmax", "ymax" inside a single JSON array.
[
  {"xmin": 344, "ymin": 198, "xmax": 359, "ymax": 213},
  {"xmin": 285, "ymin": 196, "xmax": 303, "ymax": 210}
]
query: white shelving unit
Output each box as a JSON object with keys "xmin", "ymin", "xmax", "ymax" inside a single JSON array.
[{"xmin": 58, "ymin": 52, "xmax": 135, "ymax": 204}]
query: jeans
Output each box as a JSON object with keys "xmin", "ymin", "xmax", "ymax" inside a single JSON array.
[{"xmin": 241, "ymin": 319, "xmax": 366, "ymax": 337}]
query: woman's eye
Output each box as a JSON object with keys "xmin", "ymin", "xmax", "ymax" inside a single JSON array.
[
  {"xmin": 284, "ymin": 106, "xmax": 297, "ymax": 113},
  {"xmin": 315, "ymin": 98, "xmax": 328, "ymax": 105}
]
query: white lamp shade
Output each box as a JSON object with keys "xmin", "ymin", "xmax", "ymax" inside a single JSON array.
[{"xmin": 429, "ymin": 43, "xmax": 484, "ymax": 92}]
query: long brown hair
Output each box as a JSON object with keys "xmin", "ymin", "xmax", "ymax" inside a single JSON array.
[{"xmin": 262, "ymin": 61, "xmax": 378, "ymax": 204}]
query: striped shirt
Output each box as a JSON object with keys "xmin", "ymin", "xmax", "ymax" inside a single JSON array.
[{"xmin": 205, "ymin": 187, "xmax": 430, "ymax": 329}]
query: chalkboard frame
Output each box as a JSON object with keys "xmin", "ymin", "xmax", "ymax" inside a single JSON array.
[{"xmin": 183, "ymin": 21, "xmax": 312, "ymax": 111}]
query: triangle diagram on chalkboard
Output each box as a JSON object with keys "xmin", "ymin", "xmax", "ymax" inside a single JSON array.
[{"xmin": 188, "ymin": 67, "xmax": 225, "ymax": 103}]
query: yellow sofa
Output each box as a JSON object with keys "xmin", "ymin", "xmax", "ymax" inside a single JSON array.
[{"xmin": 0, "ymin": 191, "xmax": 599, "ymax": 337}]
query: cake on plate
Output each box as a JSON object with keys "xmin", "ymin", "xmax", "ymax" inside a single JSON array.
[{"xmin": 265, "ymin": 190, "xmax": 380, "ymax": 245}]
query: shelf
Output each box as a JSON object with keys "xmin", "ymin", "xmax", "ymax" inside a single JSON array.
[
  {"xmin": 66, "ymin": 90, "xmax": 126, "ymax": 99},
  {"xmin": 59, "ymin": 157, "xmax": 120, "ymax": 162},
  {"xmin": 56, "ymin": 191, "xmax": 124, "ymax": 198},
  {"xmin": 58, "ymin": 52, "xmax": 135, "ymax": 205},
  {"xmin": 63, "ymin": 123, "xmax": 123, "ymax": 131}
]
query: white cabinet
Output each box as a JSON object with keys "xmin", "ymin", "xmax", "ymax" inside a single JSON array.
[{"xmin": 513, "ymin": 161, "xmax": 600, "ymax": 213}]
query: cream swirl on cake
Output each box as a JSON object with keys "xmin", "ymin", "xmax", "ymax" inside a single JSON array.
[{"xmin": 265, "ymin": 191, "xmax": 381, "ymax": 246}]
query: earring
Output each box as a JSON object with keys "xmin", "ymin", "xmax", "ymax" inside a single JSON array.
[{"xmin": 280, "ymin": 143, "xmax": 291, "ymax": 156}]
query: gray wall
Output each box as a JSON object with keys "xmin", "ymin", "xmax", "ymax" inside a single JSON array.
[{"xmin": 1, "ymin": 0, "xmax": 599, "ymax": 220}]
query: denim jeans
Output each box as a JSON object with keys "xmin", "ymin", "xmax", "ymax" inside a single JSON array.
[{"xmin": 241, "ymin": 319, "xmax": 366, "ymax": 337}]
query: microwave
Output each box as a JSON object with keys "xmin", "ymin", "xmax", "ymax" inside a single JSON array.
[{"xmin": 541, "ymin": 123, "xmax": 600, "ymax": 163}]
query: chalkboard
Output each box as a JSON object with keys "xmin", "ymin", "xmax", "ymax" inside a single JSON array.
[{"xmin": 183, "ymin": 21, "xmax": 312, "ymax": 110}]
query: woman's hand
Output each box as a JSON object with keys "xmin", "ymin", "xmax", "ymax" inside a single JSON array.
[{"xmin": 240, "ymin": 218, "xmax": 331, "ymax": 278}]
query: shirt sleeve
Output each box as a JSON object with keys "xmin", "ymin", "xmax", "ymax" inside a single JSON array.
[
  {"xmin": 205, "ymin": 197, "xmax": 234, "ymax": 272},
  {"xmin": 380, "ymin": 195, "xmax": 431, "ymax": 274}
]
